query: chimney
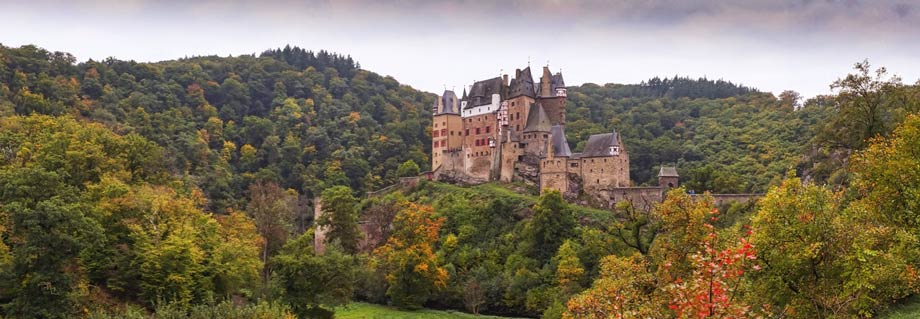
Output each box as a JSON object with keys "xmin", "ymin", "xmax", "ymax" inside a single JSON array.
[{"xmin": 503, "ymin": 74, "xmax": 509, "ymax": 86}]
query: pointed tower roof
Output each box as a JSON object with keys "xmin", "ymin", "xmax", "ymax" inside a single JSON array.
[
  {"xmin": 552, "ymin": 72, "xmax": 565, "ymax": 88},
  {"xmin": 437, "ymin": 90, "xmax": 459, "ymax": 114},
  {"xmin": 550, "ymin": 125, "xmax": 572, "ymax": 157},
  {"xmin": 524, "ymin": 103, "xmax": 552, "ymax": 132}
]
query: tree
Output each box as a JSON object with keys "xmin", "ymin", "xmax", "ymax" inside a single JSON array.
[
  {"xmin": 554, "ymin": 240, "xmax": 585, "ymax": 295},
  {"xmin": 246, "ymin": 181, "xmax": 298, "ymax": 289},
  {"xmin": 375, "ymin": 202, "xmax": 447, "ymax": 309},
  {"xmin": 524, "ymin": 190, "xmax": 577, "ymax": 261},
  {"xmin": 273, "ymin": 232, "xmax": 355, "ymax": 319},
  {"xmin": 396, "ymin": 159, "xmax": 420, "ymax": 177},
  {"xmin": 666, "ymin": 225, "xmax": 758, "ymax": 319},
  {"xmin": 564, "ymin": 254, "xmax": 662, "ymax": 319},
  {"xmin": 648, "ymin": 189, "xmax": 711, "ymax": 285},
  {"xmin": 318, "ymin": 185, "xmax": 361, "ymax": 254},
  {"xmin": 211, "ymin": 211, "xmax": 263, "ymax": 298},
  {"xmin": 750, "ymin": 175, "xmax": 918, "ymax": 317}
]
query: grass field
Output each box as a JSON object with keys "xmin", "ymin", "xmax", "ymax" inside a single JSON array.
[
  {"xmin": 881, "ymin": 295, "xmax": 920, "ymax": 319},
  {"xmin": 335, "ymin": 302, "xmax": 521, "ymax": 319}
]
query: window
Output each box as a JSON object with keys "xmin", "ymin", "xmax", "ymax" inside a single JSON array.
[
  {"xmin": 543, "ymin": 134, "xmax": 548, "ymax": 139},
  {"xmin": 451, "ymin": 131, "xmax": 454, "ymax": 136},
  {"xmin": 434, "ymin": 123, "xmax": 438, "ymax": 128},
  {"xmin": 570, "ymin": 163, "xmax": 578, "ymax": 168},
  {"xmin": 465, "ymin": 129, "xmax": 469, "ymax": 136},
  {"xmin": 476, "ymin": 128, "xmax": 481, "ymax": 134},
  {"xmin": 512, "ymin": 102, "xmax": 516, "ymax": 106},
  {"xmin": 516, "ymin": 125, "xmax": 520, "ymax": 131},
  {"xmin": 485, "ymin": 126, "xmax": 491, "ymax": 133},
  {"xmin": 433, "ymin": 131, "xmax": 439, "ymax": 137},
  {"xmin": 475, "ymin": 139, "xmax": 480, "ymax": 146},
  {"xmin": 441, "ymin": 129, "xmax": 447, "ymax": 136}
]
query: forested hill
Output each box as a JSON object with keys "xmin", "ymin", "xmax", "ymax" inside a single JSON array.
[
  {"xmin": 0, "ymin": 44, "xmax": 434, "ymax": 211},
  {"xmin": 1, "ymin": 44, "xmax": 822, "ymax": 205},
  {"xmin": 564, "ymin": 81, "xmax": 822, "ymax": 193}
]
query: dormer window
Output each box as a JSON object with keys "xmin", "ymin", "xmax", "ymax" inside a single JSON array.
[{"xmin": 609, "ymin": 146, "xmax": 619, "ymax": 155}]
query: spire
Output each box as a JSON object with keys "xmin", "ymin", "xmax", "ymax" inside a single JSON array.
[{"xmin": 462, "ymin": 86, "xmax": 467, "ymax": 99}]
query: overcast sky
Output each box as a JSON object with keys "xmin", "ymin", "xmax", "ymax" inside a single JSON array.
[{"xmin": 3, "ymin": 0, "xmax": 920, "ymax": 98}]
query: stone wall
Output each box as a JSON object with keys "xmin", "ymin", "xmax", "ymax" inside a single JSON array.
[
  {"xmin": 540, "ymin": 157, "xmax": 569, "ymax": 194},
  {"xmin": 580, "ymin": 154, "xmax": 630, "ymax": 191},
  {"xmin": 313, "ymin": 198, "xmax": 327, "ymax": 255},
  {"xmin": 598, "ymin": 187, "xmax": 666, "ymax": 211}
]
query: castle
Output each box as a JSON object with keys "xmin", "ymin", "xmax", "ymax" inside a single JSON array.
[{"xmin": 431, "ymin": 65, "xmax": 679, "ymax": 205}]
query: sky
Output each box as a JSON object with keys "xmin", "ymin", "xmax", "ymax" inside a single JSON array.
[{"xmin": 3, "ymin": 0, "xmax": 920, "ymax": 98}]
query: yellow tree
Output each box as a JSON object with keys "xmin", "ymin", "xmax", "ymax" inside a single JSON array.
[{"xmin": 374, "ymin": 202, "xmax": 448, "ymax": 309}]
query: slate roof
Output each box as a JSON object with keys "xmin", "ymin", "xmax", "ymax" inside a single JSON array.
[
  {"xmin": 581, "ymin": 132, "xmax": 621, "ymax": 157},
  {"xmin": 550, "ymin": 125, "xmax": 572, "ymax": 157},
  {"xmin": 658, "ymin": 166, "xmax": 679, "ymax": 177},
  {"xmin": 464, "ymin": 77, "xmax": 505, "ymax": 108},
  {"xmin": 523, "ymin": 103, "xmax": 551, "ymax": 132},
  {"xmin": 438, "ymin": 90, "xmax": 459, "ymax": 114},
  {"xmin": 509, "ymin": 67, "xmax": 536, "ymax": 98},
  {"xmin": 552, "ymin": 72, "xmax": 565, "ymax": 88}
]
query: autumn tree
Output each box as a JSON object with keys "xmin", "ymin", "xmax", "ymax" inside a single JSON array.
[
  {"xmin": 648, "ymin": 188, "xmax": 711, "ymax": 284},
  {"xmin": 564, "ymin": 254, "xmax": 662, "ymax": 319},
  {"xmin": 750, "ymin": 174, "xmax": 918, "ymax": 317},
  {"xmin": 318, "ymin": 185, "xmax": 361, "ymax": 254},
  {"xmin": 375, "ymin": 202, "xmax": 448, "ymax": 309}
]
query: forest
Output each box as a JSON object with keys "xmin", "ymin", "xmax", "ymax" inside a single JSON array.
[{"xmin": 1, "ymin": 43, "xmax": 920, "ymax": 318}]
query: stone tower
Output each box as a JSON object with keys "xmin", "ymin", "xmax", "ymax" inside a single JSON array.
[
  {"xmin": 658, "ymin": 166, "xmax": 679, "ymax": 189},
  {"xmin": 432, "ymin": 90, "xmax": 462, "ymax": 170}
]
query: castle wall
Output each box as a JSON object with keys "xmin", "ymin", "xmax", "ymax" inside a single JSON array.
[
  {"xmin": 506, "ymin": 96, "xmax": 534, "ymax": 135},
  {"xmin": 580, "ymin": 154, "xmax": 629, "ymax": 191},
  {"xmin": 538, "ymin": 97, "xmax": 566, "ymax": 126},
  {"xmin": 522, "ymin": 132, "xmax": 549, "ymax": 158},
  {"xmin": 432, "ymin": 113, "xmax": 463, "ymax": 170},
  {"xmin": 499, "ymin": 137, "xmax": 522, "ymax": 182},
  {"xmin": 599, "ymin": 187, "xmax": 665, "ymax": 211},
  {"xmin": 462, "ymin": 112, "xmax": 498, "ymax": 179},
  {"xmin": 540, "ymin": 157, "xmax": 569, "ymax": 194}
]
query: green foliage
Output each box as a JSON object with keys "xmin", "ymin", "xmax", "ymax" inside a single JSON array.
[
  {"xmin": 396, "ymin": 159, "xmax": 420, "ymax": 177},
  {"xmin": 0, "ymin": 115, "xmax": 264, "ymax": 316},
  {"xmin": 0, "ymin": 43, "xmax": 435, "ymax": 214},
  {"xmin": 319, "ymin": 185, "xmax": 361, "ymax": 253},
  {"xmin": 87, "ymin": 300, "xmax": 295, "ymax": 319},
  {"xmin": 750, "ymin": 175, "xmax": 918, "ymax": 317},
  {"xmin": 566, "ymin": 82, "xmax": 817, "ymax": 193},
  {"xmin": 273, "ymin": 232, "xmax": 356, "ymax": 318},
  {"xmin": 524, "ymin": 191, "xmax": 577, "ymax": 262}
]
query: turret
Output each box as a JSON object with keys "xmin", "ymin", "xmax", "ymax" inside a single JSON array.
[{"xmin": 658, "ymin": 166, "xmax": 679, "ymax": 188}]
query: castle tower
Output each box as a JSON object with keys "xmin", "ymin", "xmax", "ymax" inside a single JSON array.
[
  {"xmin": 579, "ymin": 132, "xmax": 630, "ymax": 191},
  {"xmin": 506, "ymin": 67, "xmax": 536, "ymax": 136},
  {"xmin": 522, "ymin": 102, "xmax": 552, "ymax": 160},
  {"xmin": 537, "ymin": 66, "xmax": 567, "ymax": 126},
  {"xmin": 540, "ymin": 125, "xmax": 572, "ymax": 194},
  {"xmin": 658, "ymin": 166, "xmax": 679, "ymax": 189},
  {"xmin": 432, "ymin": 90, "xmax": 463, "ymax": 171}
]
